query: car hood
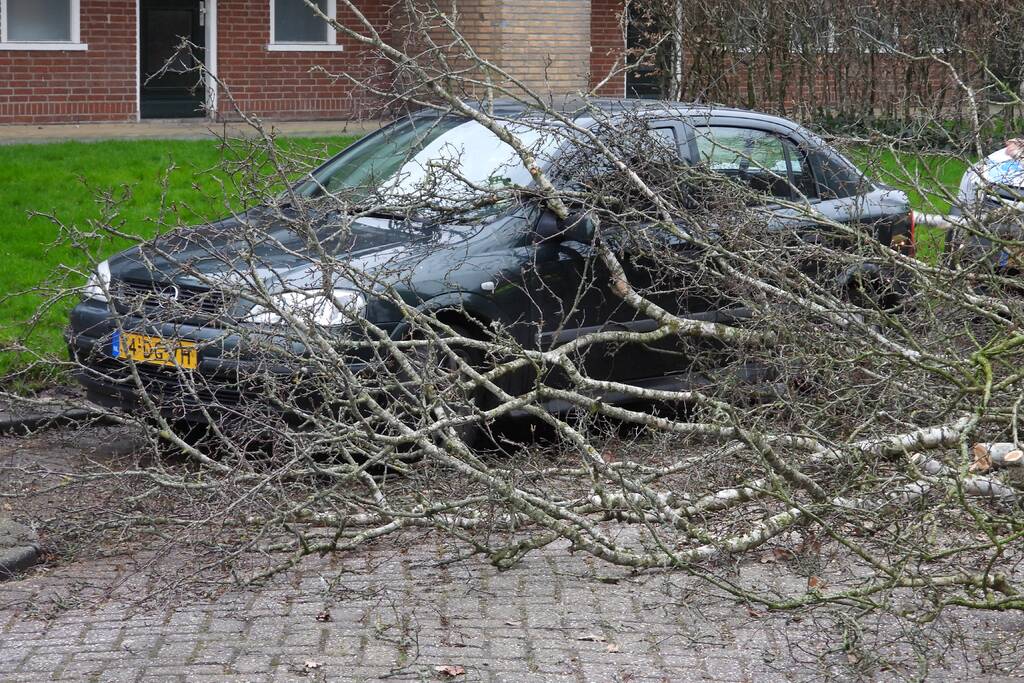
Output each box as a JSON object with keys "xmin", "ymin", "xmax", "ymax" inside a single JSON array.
[{"xmin": 106, "ymin": 210, "xmax": 470, "ymax": 293}]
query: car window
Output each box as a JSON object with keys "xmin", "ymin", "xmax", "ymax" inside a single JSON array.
[
  {"xmin": 553, "ymin": 124, "xmax": 682, "ymax": 191},
  {"xmin": 694, "ymin": 126, "xmax": 793, "ymax": 198},
  {"xmin": 649, "ymin": 127, "xmax": 680, "ymax": 155},
  {"xmin": 809, "ymin": 149, "xmax": 867, "ymax": 199},
  {"xmin": 297, "ymin": 116, "xmax": 565, "ymax": 213},
  {"xmin": 307, "ymin": 117, "xmax": 464, "ymax": 195},
  {"xmin": 695, "ymin": 126, "xmax": 748, "ymax": 171}
]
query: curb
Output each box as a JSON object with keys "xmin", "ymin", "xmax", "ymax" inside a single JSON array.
[
  {"xmin": 0, "ymin": 408, "xmax": 116, "ymax": 436},
  {"xmin": 0, "ymin": 519, "xmax": 40, "ymax": 579}
]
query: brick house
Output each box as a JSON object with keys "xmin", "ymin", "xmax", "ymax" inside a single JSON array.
[{"xmin": 0, "ymin": 0, "xmax": 628, "ymax": 125}]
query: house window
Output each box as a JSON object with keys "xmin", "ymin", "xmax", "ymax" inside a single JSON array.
[
  {"xmin": 0, "ymin": 0, "xmax": 86, "ymax": 50},
  {"xmin": 268, "ymin": 0, "xmax": 342, "ymax": 51}
]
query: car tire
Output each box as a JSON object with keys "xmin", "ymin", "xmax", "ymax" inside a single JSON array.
[{"xmin": 401, "ymin": 322, "xmax": 491, "ymax": 450}]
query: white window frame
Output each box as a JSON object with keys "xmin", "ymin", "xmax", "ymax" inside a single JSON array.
[
  {"xmin": 267, "ymin": 0, "xmax": 343, "ymax": 52},
  {"xmin": 0, "ymin": 0, "xmax": 87, "ymax": 50}
]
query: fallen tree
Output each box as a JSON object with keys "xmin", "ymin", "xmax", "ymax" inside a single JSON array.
[{"xmin": 4, "ymin": 0, "xmax": 1024, "ymax": 639}]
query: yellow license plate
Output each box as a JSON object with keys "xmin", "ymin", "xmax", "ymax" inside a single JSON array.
[{"xmin": 113, "ymin": 331, "xmax": 198, "ymax": 369}]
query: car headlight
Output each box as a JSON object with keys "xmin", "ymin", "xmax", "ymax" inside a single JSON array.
[
  {"xmin": 246, "ymin": 289, "xmax": 366, "ymax": 327},
  {"xmin": 82, "ymin": 260, "xmax": 111, "ymax": 302}
]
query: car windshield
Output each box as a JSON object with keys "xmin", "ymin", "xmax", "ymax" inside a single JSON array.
[{"xmin": 295, "ymin": 115, "xmax": 565, "ymax": 217}]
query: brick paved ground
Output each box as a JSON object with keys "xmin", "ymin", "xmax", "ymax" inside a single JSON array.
[{"xmin": 2, "ymin": 426, "xmax": 1024, "ymax": 682}]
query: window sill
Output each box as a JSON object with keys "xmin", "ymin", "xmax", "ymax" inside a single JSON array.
[
  {"xmin": 0, "ymin": 42, "xmax": 88, "ymax": 51},
  {"xmin": 266, "ymin": 43, "xmax": 344, "ymax": 52}
]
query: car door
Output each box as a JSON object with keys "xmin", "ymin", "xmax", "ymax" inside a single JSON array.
[
  {"xmin": 529, "ymin": 218, "xmax": 617, "ymax": 378},
  {"xmin": 532, "ymin": 118, "xmax": 724, "ymax": 385},
  {"xmin": 601, "ymin": 121, "xmax": 726, "ymax": 381},
  {"xmin": 533, "ymin": 122, "xmax": 709, "ymax": 384},
  {"xmin": 689, "ymin": 120, "xmax": 911, "ymax": 303}
]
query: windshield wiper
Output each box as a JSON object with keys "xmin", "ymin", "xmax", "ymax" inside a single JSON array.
[
  {"xmin": 347, "ymin": 208, "xmax": 443, "ymax": 233},
  {"xmin": 355, "ymin": 208, "xmax": 418, "ymax": 221}
]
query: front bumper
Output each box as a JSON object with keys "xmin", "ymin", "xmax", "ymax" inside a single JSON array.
[{"xmin": 67, "ymin": 298, "xmax": 393, "ymax": 424}]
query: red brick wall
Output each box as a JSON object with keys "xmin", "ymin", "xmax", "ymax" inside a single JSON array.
[
  {"xmin": 0, "ymin": 0, "xmax": 390, "ymax": 125},
  {"xmin": 212, "ymin": 0, "xmax": 389, "ymax": 121},
  {"xmin": 0, "ymin": 0, "xmax": 137, "ymax": 124},
  {"xmin": 680, "ymin": 52, "xmax": 979, "ymax": 122},
  {"xmin": 590, "ymin": 0, "xmax": 624, "ymax": 97},
  {"xmin": 0, "ymin": 0, "xmax": 985, "ymax": 126}
]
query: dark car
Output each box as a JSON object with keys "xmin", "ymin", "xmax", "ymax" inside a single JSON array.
[{"xmin": 68, "ymin": 99, "xmax": 914, "ymax": 427}]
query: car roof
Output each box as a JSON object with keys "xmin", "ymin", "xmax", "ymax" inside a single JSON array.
[{"xmin": 455, "ymin": 97, "xmax": 802, "ymax": 133}]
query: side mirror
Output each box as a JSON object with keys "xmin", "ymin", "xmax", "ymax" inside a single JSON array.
[
  {"xmin": 535, "ymin": 210, "xmax": 596, "ymax": 243},
  {"xmin": 563, "ymin": 212, "xmax": 596, "ymax": 243},
  {"xmin": 535, "ymin": 210, "xmax": 562, "ymax": 240}
]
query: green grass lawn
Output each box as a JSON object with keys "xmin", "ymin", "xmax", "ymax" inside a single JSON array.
[
  {"xmin": 0, "ymin": 135, "xmax": 356, "ymax": 384},
  {"xmin": 846, "ymin": 146, "xmax": 972, "ymax": 262},
  {"xmin": 0, "ymin": 137, "xmax": 969, "ymax": 386}
]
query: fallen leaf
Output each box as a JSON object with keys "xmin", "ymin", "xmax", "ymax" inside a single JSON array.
[
  {"xmin": 435, "ymin": 665, "xmax": 466, "ymax": 678},
  {"xmin": 746, "ymin": 606, "xmax": 764, "ymax": 618},
  {"xmin": 577, "ymin": 633, "xmax": 607, "ymax": 642},
  {"xmin": 773, "ymin": 548, "xmax": 794, "ymax": 561},
  {"xmin": 315, "ymin": 610, "xmax": 332, "ymax": 622},
  {"xmin": 606, "ymin": 643, "xmax": 620, "ymax": 653},
  {"xmin": 304, "ymin": 660, "xmax": 322, "ymax": 670},
  {"xmin": 760, "ymin": 548, "xmax": 792, "ymax": 563},
  {"xmin": 807, "ymin": 576, "xmax": 826, "ymax": 590}
]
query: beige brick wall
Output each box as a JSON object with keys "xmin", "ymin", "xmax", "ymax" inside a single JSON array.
[
  {"xmin": 453, "ymin": 0, "xmax": 504, "ymax": 67},
  {"xmin": 491, "ymin": 0, "xmax": 592, "ymax": 94},
  {"xmin": 392, "ymin": 0, "xmax": 592, "ymax": 97}
]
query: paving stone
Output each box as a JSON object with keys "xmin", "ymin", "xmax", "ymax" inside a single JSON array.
[
  {"xmin": 0, "ymin": 656, "xmax": 27, "ymax": 675},
  {"xmin": 3, "ymin": 426, "xmax": 1024, "ymax": 682}
]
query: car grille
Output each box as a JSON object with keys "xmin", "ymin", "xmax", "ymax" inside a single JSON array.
[
  {"xmin": 87, "ymin": 356, "xmax": 244, "ymax": 406},
  {"xmin": 81, "ymin": 356, "xmax": 320, "ymax": 422},
  {"xmin": 112, "ymin": 278, "xmax": 235, "ymax": 320}
]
